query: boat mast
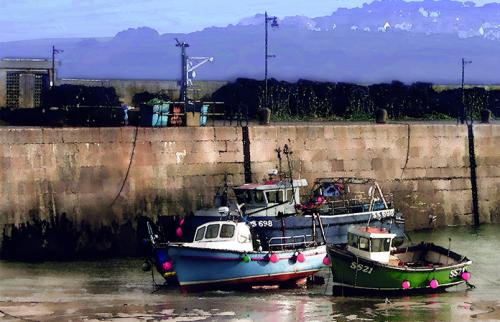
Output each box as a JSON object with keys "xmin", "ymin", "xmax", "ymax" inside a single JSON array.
[{"xmin": 375, "ymin": 182, "xmax": 388, "ymax": 209}]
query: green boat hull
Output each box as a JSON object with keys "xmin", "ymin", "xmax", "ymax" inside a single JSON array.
[{"xmin": 328, "ymin": 243, "xmax": 472, "ymax": 294}]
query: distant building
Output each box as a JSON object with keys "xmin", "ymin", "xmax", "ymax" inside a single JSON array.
[{"xmin": 0, "ymin": 58, "xmax": 54, "ymax": 108}]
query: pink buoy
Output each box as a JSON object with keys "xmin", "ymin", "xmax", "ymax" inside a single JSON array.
[
  {"xmin": 162, "ymin": 261, "xmax": 173, "ymax": 271},
  {"xmin": 402, "ymin": 280, "xmax": 411, "ymax": 290},
  {"xmin": 296, "ymin": 253, "xmax": 305, "ymax": 263},
  {"xmin": 429, "ymin": 279, "xmax": 439, "ymax": 289},
  {"xmin": 179, "ymin": 218, "xmax": 185, "ymax": 226},
  {"xmin": 269, "ymin": 253, "xmax": 279, "ymax": 263},
  {"xmin": 176, "ymin": 227, "xmax": 183, "ymax": 238},
  {"xmin": 461, "ymin": 271, "xmax": 471, "ymax": 281},
  {"xmin": 322, "ymin": 256, "xmax": 331, "ymax": 266}
]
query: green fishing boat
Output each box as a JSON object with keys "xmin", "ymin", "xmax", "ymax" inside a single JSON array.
[{"xmin": 327, "ymin": 226, "xmax": 472, "ymax": 295}]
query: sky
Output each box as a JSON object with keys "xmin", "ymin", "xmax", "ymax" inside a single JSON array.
[{"xmin": 0, "ymin": 0, "xmax": 497, "ymax": 42}]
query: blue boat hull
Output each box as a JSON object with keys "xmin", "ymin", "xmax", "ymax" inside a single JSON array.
[{"xmin": 168, "ymin": 244, "xmax": 328, "ymax": 292}]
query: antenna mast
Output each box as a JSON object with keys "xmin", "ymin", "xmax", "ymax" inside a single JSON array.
[{"xmin": 175, "ymin": 39, "xmax": 214, "ymax": 105}]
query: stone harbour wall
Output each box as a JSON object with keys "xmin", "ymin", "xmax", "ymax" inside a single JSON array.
[{"xmin": 0, "ymin": 123, "xmax": 499, "ymax": 258}]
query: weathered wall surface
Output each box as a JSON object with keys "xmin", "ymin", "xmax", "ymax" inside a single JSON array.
[
  {"xmin": 247, "ymin": 124, "xmax": 500, "ymax": 230},
  {"xmin": 474, "ymin": 125, "xmax": 500, "ymax": 223},
  {"xmin": 0, "ymin": 123, "xmax": 499, "ymax": 258},
  {"xmin": 0, "ymin": 126, "xmax": 244, "ymax": 224}
]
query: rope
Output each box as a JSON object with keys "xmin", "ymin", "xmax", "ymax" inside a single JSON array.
[
  {"xmin": 109, "ymin": 126, "xmax": 139, "ymax": 208},
  {"xmin": 150, "ymin": 264, "xmax": 161, "ymax": 293},
  {"xmin": 0, "ymin": 309, "xmax": 39, "ymax": 322},
  {"xmin": 466, "ymin": 281, "xmax": 476, "ymax": 289},
  {"xmin": 399, "ymin": 123, "xmax": 411, "ymax": 180}
]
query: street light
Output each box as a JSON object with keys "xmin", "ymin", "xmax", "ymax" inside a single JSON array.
[
  {"xmin": 460, "ymin": 58, "xmax": 472, "ymax": 124},
  {"xmin": 264, "ymin": 11, "xmax": 279, "ymax": 109},
  {"xmin": 51, "ymin": 45, "xmax": 63, "ymax": 87}
]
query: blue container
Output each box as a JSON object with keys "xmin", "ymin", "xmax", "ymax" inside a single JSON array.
[
  {"xmin": 200, "ymin": 104, "xmax": 208, "ymax": 126},
  {"xmin": 152, "ymin": 103, "xmax": 170, "ymax": 127},
  {"xmin": 140, "ymin": 103, "xmax": 170, "ymax": 127}
]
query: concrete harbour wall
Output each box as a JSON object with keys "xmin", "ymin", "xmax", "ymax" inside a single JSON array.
[{"xmin": 0, "ymin": 123, "xmax": 499, "ymax": 258}]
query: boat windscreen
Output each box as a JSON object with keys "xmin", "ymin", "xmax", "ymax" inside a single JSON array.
[
  {"xmin": 235, "ymin": 190, "xmax": 266, "ymax": 204},
  {"xmin": 265, "ymin": 190, "xmax": 284, "ymax": 203},
  {"xmin": 205, "ymin": 224, "xmax": 220, "ymax": 239},
  {"xmin": 220, "ymin": 224, "xmax": 235, "ymax": 238},
  {"xmin": 371, "ymin": 238, "xmax": 391, "ymax": 252},
  {"xmin": 235, "ymin": 190, "xmax": 251, "ymax": 204},
  {"xmin": 348, "ymin": 233, "xmax": 358, "ymax": 248},
  {"xmin": 359, "ymin": 237, "xmax": 369, "ymax": 251},
  {"xmin": 195, "ymin": 226, "xmax": 206, "ymax": 241}
]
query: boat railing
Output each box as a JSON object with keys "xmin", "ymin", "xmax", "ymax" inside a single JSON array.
[
  {"xmin": 268, "ymin": 235, "xmax": 316, "ymax": 251},
  {"xmin": 321, "ymin": 194, "xmax": 393, "ymax": 213}
]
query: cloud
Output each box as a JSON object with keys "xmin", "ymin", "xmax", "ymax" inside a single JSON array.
[{"xmin": 0, "ymin": 0, "xmax": 493, "ymax": 42}]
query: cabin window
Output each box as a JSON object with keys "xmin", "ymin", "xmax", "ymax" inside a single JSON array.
[
  {"xmin": 358, "ymin": 237, "xmax": 369, "ymax": 251},
  {"xmin": 194, "ymin": 226, "xmax": 206, "ymax": 241},
  {"xmin": 220, "ymin": 224, "xmax": 235, "ymax": 238},
  {"xmin": 371, "ymin": 238, "xmax": 391, "ymax": 252},
  {"xmin": 254, "ymin": 190, "xmax": 265, "ymax": 203},
  {"xmin": 205, "ymin": 224, "xmax": 220, "ymax": 239},
  {"xmin": 235, "ymin": 190, "xmax": 253, "ymax": 204},
  {"xmin": 285, "ymin": 189, "xmax": 292, "ymax": 202},
  {"xmin": 235, "ymin": 190, "xmax": 266, "ymax": 204},
  {"xmin": 348, "ymin": 233, "xmax": 358, "ymax": 248},
  {"xmin": 266, "ymin": 190, "xmax": 284, "ymax": 203}
]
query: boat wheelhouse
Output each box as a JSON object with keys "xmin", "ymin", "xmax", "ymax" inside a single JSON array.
[
  {"xmin": 190, "ymin": 220, "xmax": 253, "ymax": 252},
  {"xmin": 346, "ymin": 226, "xmax": 397, "ymax": 264},
  {"xmin": 233, "ymin": 179, "xmax": 308, "ymax": 217}
]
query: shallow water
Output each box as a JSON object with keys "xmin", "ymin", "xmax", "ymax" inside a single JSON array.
[{"xmin": 0, "ymin": 224, "xmax": 499, "ymax": 321}]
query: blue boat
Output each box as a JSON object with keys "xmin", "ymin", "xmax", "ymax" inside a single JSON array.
[
  {"xmin": 174, "ymin": 176, "xmax": 405, "ymax": 248},
  {"xmin": 167, "ymin": 220, "xmax": 329, "ymax": 292}
]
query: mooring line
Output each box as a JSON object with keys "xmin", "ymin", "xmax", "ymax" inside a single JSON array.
[
  {"xmin": 399, "ymin": 123, "xmax": 411, "ymax": 180},
  {"xmin": 109, "ymin": 126, "xmax": 139, "ymax": 208},
  {"xmin": 0, "ymin": 309, "xmax": 39, "ymax": 322}
]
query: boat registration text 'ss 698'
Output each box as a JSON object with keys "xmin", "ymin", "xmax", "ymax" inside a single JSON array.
[{"xmin": 248, "ymin": 220, "xmax": 274, "ymax": 228}]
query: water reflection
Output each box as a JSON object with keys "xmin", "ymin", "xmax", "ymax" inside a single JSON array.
[{"xmin": 0, "ymin": 225, "xmax": 499, "ymax": 321}]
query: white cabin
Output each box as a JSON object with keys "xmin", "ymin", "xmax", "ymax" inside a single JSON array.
[
  {"xmin": 190, "ymin": 221, "xmax": 254, "ymax": 252},
  {"xmin": 346, "ymin": 226, "xmax": 397, "ymax": 264},
  {"xmin": 234, "ymin": 179, "xmax": 308, "ymax": 217},
  {"xmin": 193, "ymin": 179, "xmax": 308, "ymax": 218}
]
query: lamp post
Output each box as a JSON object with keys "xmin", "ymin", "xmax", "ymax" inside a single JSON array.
[
  {"xmin": 51, "ymin": 45, "xmax": 63, "ymax": 87},
  {"xmin": 264, "ymin": 11, "xmax": 279, "ymax": 109},
  {"xmin": 460, "ymin": 58, "xmax": 472, "ymax": 124}
]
